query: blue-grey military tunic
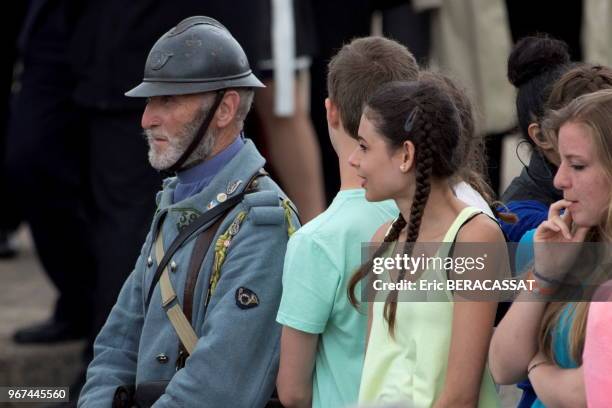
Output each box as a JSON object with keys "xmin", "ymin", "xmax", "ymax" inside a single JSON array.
[{"xmin": 79, "ymin": 139, "xmax": 299, "ymax": 407}]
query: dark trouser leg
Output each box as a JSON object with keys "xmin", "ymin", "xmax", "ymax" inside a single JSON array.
[
  {"xmin": 0, "ymin": 1, "xmax": 28, "ymax": 256},
  {"xmin": 7, "ymin": 59, "xmax": 95, "ymax": 339},
  {"xmin": 85, "ymin": 109, "xmax": 161, "ymax": 343}
]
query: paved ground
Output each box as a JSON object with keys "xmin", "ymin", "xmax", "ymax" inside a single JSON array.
[
  {"xmin": 0, "ymin": 135, "xmax": 526, "ymax": 407},
  {"xmin": 0, "ymin": 228, "xmax": 84, "ymax": 407}
]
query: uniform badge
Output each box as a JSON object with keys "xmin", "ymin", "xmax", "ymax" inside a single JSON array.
[
  {"xmin": 236, "ymin": 287, "xmax": 259, "ymax": 309},
  {"xmin": 228, "ymin": 221, "xmax": 240, "ymax": 236},
  {"xmin": 149, "ymin": 51, "xmax": 173, "ymax": 70},
  {"xmin": 216, "ymin": 193, "xmax": 227, "ymax": 203},
  {"xmin": 226, "ymin": 180, "xmax": 242, "ymax": 195}
]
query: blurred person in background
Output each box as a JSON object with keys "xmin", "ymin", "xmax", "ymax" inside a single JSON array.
[
  {"xmin": 498, "ymin": 36, "xmax": 572, "ymax": 243},
  {"xmin": 254, "ymin": 0, "xmax": 325, "ymax": 223},
  {"xmin": 8, "ymin": 0, "xmax": 96, "ymax": 345},
  {"xmin": 0, "ymin": 1, "xmax": 27, "ymax": 259}
]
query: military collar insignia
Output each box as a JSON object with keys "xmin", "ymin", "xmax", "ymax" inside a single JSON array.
[
  {"xmin": 173, "ymin": 207, "xmax": 202, "ymax": 231},
  {"xmin": 226, "ymin": 180, "xmax": 243, "ymax": 195},
  {"xmin": 236, "ymin": 287, "xmax": 259, "ymax": 309}
]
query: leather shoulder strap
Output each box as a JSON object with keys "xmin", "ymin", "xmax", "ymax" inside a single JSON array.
[
  {"xmin": 183, "ymin": 215, "xmax": 226, "ymax": 323},
  {"xmin": 155, "ymin": 230, "xmax": 199, "ymax": 354}
]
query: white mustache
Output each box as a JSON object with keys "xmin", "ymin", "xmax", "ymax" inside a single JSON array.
[{"xmin": 143, "ymin": 128, "xmax": 170, "ymax": 142}]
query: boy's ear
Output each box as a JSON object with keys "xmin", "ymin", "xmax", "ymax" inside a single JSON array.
[{"xmin": 325, "ymin": 98, "xmax": 340, "ymax": 129}]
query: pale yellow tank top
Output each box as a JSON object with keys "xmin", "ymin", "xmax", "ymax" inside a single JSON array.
[{"xmin": 358, "ymin": 207, "xmax": 500, "ymax": 407}]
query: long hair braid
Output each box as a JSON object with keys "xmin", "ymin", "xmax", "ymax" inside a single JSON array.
[
  {"xmin": 383, "ymin": 107, "xmax": 435, "ymax": 336},
  {"xmin": 347, "ymin": 213, "xmax": 407, "ymax": 308}
]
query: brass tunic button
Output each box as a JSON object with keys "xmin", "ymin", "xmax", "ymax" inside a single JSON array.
[
  {"xmin": 156, "ymin": 353, "xmax": 169, "ymax": 364},
  {"xmin": 216, "ymin": 193, "xmax": 227, "ymax": 203},
  {"xmin": 147, "ymin": 256, "xmax": 153, "ymax": 268},
  {"xmin": 170, "ymin": 261, "xmax": 177, "ymax": 272}
]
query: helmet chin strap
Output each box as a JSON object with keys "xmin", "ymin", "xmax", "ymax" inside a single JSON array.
[{"xmin": 165, "ymin": 90, "xmax": 226, "ymax": 175}]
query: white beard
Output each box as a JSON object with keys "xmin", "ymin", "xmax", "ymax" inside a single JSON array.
[{"xmin": 144, "ymin": 109, "xmax": 216, "ymax": 171}]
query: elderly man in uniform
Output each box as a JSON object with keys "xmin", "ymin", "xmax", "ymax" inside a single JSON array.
[{"xmin": 78, "ymin": 16, "xmax": 299, "ymax": 407}]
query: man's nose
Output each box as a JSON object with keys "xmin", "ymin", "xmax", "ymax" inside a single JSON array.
[{"xmin": 141, "ymin": 103, "xmax": 161, "ymax": 129}]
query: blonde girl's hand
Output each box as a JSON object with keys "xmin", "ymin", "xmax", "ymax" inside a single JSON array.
[{"xmin": 533, "ymin": 199, "xmax": 590, "ymax": 281}]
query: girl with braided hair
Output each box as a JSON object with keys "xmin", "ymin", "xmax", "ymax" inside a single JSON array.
[{"xmin": 347, "ymin": 79, "xmax": 505, "ymax": 407}]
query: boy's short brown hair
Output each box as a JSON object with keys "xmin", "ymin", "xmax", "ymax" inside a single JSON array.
[{"xmin": 327, "ymin": 37, "xmax": 419, "ymax": 138}]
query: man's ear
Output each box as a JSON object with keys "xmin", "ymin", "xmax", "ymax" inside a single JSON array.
[
  {"xmin": 215, "ymin": 91, "xmax": 240, "ymax": 128},
  {"xmin": 325, "ymin": 98, "xmax": 340, "ymax": 129},
  {"xmin": 399, "ymin": 140, "xmax": 416, "ymax": 173},
  {"xmin": 528, "ymin": 123, "xmax": 554, "ymax": 150}
]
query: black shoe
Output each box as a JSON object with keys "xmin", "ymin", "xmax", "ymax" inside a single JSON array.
[
  {"xmin": 0, "ymin": 230, "xmax": 17, "ymax": 259},
  {"xmin": 13, "ymin": 319, "xmax": 87, "ymax": 344}
]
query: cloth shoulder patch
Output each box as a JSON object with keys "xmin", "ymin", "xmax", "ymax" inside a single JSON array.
[
  {"xmin": 243, "ymin": 190, "xmax": 280, "ymax": 208},
  {"xmin": 249, "ymin": 207, "xmax": 285, "ymax": 226},
  {"xmin": 243, "ymin": 190, "xmax": 284, "ymax": 226}
]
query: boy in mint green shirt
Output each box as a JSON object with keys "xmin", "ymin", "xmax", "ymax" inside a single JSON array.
[{"xmin": 275, "ymin": 37, "xmax": 419, "ymax": 408}]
